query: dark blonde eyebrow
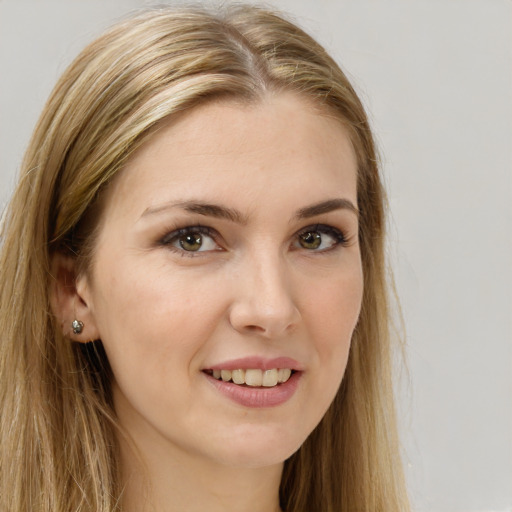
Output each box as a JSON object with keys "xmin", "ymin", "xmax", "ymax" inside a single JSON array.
[
  {"xmin": 141, "ymin": 201, "xmax": 248, "ymax": 225},
  {"xmin": 294, "ymin": 198, "xmax": 359, "ymax": 220},
  {"xmin": 141, "ymin": 197, "xmax": 358, "ymax": 224}
]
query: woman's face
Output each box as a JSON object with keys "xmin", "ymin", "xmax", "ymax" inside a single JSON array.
[{"xmin": 78, "ymin": 93, "xmax": 363, "ymax": 469}]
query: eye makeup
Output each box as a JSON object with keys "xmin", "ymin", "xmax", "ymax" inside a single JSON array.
[{"xmin": 156, "ymin": 221, "xmax": 354, "ymax": 259}]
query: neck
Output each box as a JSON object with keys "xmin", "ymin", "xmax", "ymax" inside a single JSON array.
[{"xmin": 118, "ymin": 431, "xmax": 283, "ymax": 512}]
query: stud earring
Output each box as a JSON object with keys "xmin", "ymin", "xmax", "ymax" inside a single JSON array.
[{"xmin": 72, "ymin": 319, "xmax": 84, "ymax": 335}]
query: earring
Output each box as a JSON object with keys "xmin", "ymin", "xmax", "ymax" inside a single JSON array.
[{"xmin": 72, "ymin": 319, "xmax": 84, "ymax": 335}]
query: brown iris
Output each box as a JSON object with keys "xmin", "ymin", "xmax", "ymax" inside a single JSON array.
[
  {"xmin": 299, "ymin": 231, "xmax": 321, "ymax": 250},
  {"xmin": 179, "ymin": 233, "xmax": 203, "ymax": 251}
]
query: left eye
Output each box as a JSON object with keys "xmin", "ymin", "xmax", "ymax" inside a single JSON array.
[
  {"xmin": 161, "ymin": 227, "xmax": 218, "ymax": 253},
  {"xmin": 295, "ymin": 225, "xmax": 346, "ymax": 251}
]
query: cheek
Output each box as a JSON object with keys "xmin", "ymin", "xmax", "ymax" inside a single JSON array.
[
  {"xmin": 90, "ymin": 258, "xmax": 227, "ymax": 372},
  {"xmin": 88, "ymin": 262, "xmax": 221, "ymax": 421},
  {"xmin": 293, "ymin": 269, "xmax": 362, "ymax": 438},
  {"xmin": 306, "ymin": 269, "xmax": 363, "ymax": 358}
]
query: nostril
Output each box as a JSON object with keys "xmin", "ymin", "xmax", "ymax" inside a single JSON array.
[{"xmin": 245, "ymin": 324, "xmax": 265, "ymax": 332}]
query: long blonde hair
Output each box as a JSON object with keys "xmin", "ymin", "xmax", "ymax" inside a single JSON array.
[{"xmin": 0, "ymin": 5, "xmax": 409, "ymax": 511}]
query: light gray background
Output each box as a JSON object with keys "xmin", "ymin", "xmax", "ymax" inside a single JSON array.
[{"xmin": 1, "ymin": 1, "xmax": 511, "ymax": 511}]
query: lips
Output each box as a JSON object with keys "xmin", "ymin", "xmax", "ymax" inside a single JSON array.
[
  {"xmin": 205, "ymin": 356, "xmax": 303, "ymax": 372},
  {"xmin": 202, "ymin": 356, "xmax": 302, "ymax": 408}
]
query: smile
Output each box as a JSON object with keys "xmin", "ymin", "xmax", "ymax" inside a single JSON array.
[
  {"xmin": 202, "ymin": 356, "xmax": 302, "ymax": 407},
  {"xmin": 205, "ymin": 368, "xmax": 293, "ymax": 387},
  {"xmin": 204, "ymin": 369, "xmax": 301, "ymax": 408}
]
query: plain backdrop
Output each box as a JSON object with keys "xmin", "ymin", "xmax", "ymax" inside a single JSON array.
[{"xmin": 1, "ymin": 1, "xmax": 511, "ymax": 511}]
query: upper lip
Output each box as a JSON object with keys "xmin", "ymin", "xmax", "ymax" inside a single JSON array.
[{"xmin": 204, "ymin": 356, "xmax": 303, "ymax": 372}]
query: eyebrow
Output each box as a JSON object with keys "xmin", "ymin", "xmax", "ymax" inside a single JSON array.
[
  {"xmin": 141, "ymin": 201, "xmax": 248, "ymax": 224},
  {"xmin": 141, "ymin": 197, "xmax": 358, "ymax": 223},
  {"xmin": 295, "ymin": 198, "xmax": 359, "ymax": 220}
]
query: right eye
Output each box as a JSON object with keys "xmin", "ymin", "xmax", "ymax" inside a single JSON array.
[{"xmin": 161, "ymin": 226, "xmax": 219, "ymax": 255}]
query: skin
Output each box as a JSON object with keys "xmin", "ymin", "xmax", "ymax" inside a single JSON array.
[{"xmin": 58, "ymin": 93, "xmax": 363, "ymax": 512}]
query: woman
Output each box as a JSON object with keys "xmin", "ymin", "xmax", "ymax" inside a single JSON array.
[{"xmin": 0, "ymin": 5, "xmax": 409, "ymax": 511}]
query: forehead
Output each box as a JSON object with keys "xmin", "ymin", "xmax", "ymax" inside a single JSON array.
[{"xmin": 104, "ymin": 93, "xmax": 358, "ymax": 219}]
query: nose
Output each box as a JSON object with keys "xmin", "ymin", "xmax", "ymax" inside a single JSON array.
[{"xmin": 228, "ymin": 251, "xmax": 300, "ymax": 339}]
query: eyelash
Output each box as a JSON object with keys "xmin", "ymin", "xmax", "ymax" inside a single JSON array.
[
  {"xmin": 159, "ymin": 225, "xmax": 218, "ymax": 257},
  {"xmin": 158, "ymin": 223, "xmax": 349, "ymax": 257},
  {"xmin": 296, "ymin": 224, "xmax": 349, "ymax": 251}
]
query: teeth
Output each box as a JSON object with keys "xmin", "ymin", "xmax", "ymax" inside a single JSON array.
[
  {"xmin": 245, "ymin": 369, "xmax": 263, "ymax": 387},
  {"xmin": 231, "ymin": 369, "xmax": 245, "ymax": 385},
  {"xmin": 262, "ymin": 369, "xmax": 278, "ymax": 387},
  {"xmin": 209, "ymin": 368, "xmax": 293, "ymax": 387},
  {"xmin": 278, "ymin": 368, "xmax": 291, "ymax": 383}
]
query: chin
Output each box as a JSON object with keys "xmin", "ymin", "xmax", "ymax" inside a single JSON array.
[{"xmin": 205, "ymin": 422, "xmax": 306, "ymax": 469}]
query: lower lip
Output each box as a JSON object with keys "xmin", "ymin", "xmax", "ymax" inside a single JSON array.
[{"xmin": 204, "ymin": 371, "xmax": 301, "ymax": 408}]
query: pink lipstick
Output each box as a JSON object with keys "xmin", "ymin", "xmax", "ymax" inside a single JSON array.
[{"xmin": 202, "ymin": 356, "xmax": 302, "ymax": 408}]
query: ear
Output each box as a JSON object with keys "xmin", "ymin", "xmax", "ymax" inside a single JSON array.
[{"xmin": 50, "ymin": 252, "xmax": 100, "ymax": 343}]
